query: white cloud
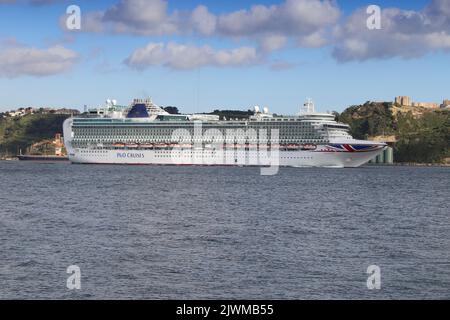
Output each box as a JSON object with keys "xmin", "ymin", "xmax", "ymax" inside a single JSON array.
[
  {"xmin": 56, "ymin": 0, "xmax": 450, "ymax": 67},
  {"xmin": 101, "ymin": 0, "xmax": 178, "ymax": 35},
  {"xmin": 298, "ymin": 31, "xmax": 328, "ymax": 48},
  {"xmin": 62, "ymin": 0, "xmax": 340, "ymax": 71},
  {"xmin": 333, "ymin": 0, "xmax": 450, "ymax": 61},
  {"xmin": 217, "ymin": 5, "xmax": 276, "ymax": 37},
  {"xmin": 66, "ymin": 0, "xmax": 339, "ymax": 49},
  {"xmin": 259, "ymin": 34, "xmax": 288, "ymax": 52},
  {"xmin": 125, "ymin": 42, "xmax": 260, "ymax": 70},
  {"xmin": 217, "ymin": 0, "xmax": 340, "ymax": 37},
  {"xmin": 189, "ymin": 5, "xmax": 217, "ymax": 36},
  {"xmin": 0, "ymin": 40, "xmax": 79, "ymax": 78}
]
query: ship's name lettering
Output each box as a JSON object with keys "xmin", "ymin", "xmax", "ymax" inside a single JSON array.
[{"xmin": 117, "ymin": 152, "xmax": 145, "ymax": 159}]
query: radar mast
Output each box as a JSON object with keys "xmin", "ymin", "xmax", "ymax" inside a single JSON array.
[{"xmin": 300, "ymin": 98, "xmax": 315, "ymax": 114}]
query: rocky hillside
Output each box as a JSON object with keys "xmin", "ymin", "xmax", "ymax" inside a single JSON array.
[{"xmin": 338, "ymin": 102, "xmax": 450, "ymax": 163}]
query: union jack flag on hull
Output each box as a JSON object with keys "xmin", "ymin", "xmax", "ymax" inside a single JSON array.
[{"xmin": 324, "ymin": 144, "xmax": 384, "ymax": 152}]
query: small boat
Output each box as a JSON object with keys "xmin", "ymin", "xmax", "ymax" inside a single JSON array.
[{"xmin": 17, "ymin": 155, "xmax": 69, "ymax": 162}]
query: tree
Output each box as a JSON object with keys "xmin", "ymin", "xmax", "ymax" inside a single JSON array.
[{"xmin": 163, "ymin": 106, "xmax": 180, "ymax": 114}]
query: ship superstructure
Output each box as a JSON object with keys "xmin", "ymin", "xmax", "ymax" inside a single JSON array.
[{"xmin": 63, "ymin": 98, "xmax": 386, "ymax": 168}]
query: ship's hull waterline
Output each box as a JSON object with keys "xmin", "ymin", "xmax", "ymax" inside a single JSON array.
[{"xmin": 66, "ymin": 147, "xmax": 386, "ymax": 168}]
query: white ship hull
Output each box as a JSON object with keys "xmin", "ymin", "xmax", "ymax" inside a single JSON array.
[
  {"xmin": 63, "ymin": 102, "xmax": 387, "ymax": 169},
  {"xmin": 66, "ymin": 147, "xmax": 385, "ymax": 168}
]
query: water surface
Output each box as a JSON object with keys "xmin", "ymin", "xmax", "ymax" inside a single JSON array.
[{"xmin": 0, "ymin": 161, "xmax": 449, "ymax": 299}]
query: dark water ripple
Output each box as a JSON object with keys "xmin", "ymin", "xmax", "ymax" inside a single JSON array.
[{"xmin": 0, "ymin": 161, "xmax": 449, "ymax": 299}]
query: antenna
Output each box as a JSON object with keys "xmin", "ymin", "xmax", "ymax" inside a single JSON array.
[{"xmin": 301, "ymin": 98, "xmax": 315, "ymax": 114}]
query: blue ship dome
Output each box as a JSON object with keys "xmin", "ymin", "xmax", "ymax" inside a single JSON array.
[{"xmin": 127, "ymin": 103, "xmax": 149, "ymax": 118}]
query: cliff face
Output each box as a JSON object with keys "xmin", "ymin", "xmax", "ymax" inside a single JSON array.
[
  {"xmin": 338, "ymin": 102, "xmax": 450, "ymax": 163},
  {"xmin": 0, "ymin": 113, "xmax": 70, "ymax": 157}
]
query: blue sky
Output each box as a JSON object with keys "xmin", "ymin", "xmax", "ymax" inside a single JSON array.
[{"xmin": 0, "ymin": 0, "xmax": 448, "ymax": 114}]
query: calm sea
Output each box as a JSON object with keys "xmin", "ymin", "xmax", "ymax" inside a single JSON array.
[{"xmin": 0, "ymin": 161, "xmax": 449, "ymax": 299}]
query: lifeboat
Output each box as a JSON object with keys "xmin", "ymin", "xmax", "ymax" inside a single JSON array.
[
  {"xmin": 173, "ymin": 143, "xmax": 191, "ymax": 149},
  {"xmin": 112, "ymin": 142, "xmax": 125, "ymax": 147},
  {"xmin": 286, "ymin": 144, "xmax": 300, "ymax": 150},
  {"xmin": 154, "ymin": 143, "xmax": 168, "ymax": 149},
  {"xmin": 301, "ymin": 144, "xmax": 317, "ymax": 151}
]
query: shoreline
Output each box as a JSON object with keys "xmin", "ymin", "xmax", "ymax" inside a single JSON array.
[
  {"xmin": 365, "ymin": 162, "xmax": 450, "ymax": 167},
  {"xmin": 0, "ymin": 157, "xmax": 449, "ymax": 167}
]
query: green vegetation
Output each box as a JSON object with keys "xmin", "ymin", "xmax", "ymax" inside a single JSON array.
[
  {"xmin": 394, "ymin": 111, "xmax": 450, "ymax": 163},
  {"xmin": 163, "ymin": 106, "xmax": 180, "ymax": 114},
  {"xmin": 0, "ymin": 113, "xmax": 70, "ymax": 157},
  {"xmin": 338, "ymin": 102, "xmax": 450, "ymax": 163},
  {"xmin": 338, "ymin": 102, "xmax": 396, "ymax": 138}
]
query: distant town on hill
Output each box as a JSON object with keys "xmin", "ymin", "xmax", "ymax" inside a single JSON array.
[{"xmin": 0, "ymin": 107, "xmax": 79, "ymax": 119}]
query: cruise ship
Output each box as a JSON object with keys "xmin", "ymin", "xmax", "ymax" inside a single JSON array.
[{"xmin": 63, "ymin": 98, "xmax": 386, "ymax": 168}]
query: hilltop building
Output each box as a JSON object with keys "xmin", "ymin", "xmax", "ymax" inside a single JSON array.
[
  {"xmin": 395, "ymin": 96, "xmax": 411, "ymax": 106},
  {"xmin": 412, "ymin": 102, "xmax": 440, "ymax": 109},
  {"xmin": 441, "ymin": 99, "xmax": 450, "ymax": 109},
  {"xmin": 394, "ymin": 96, "xmax": 448, "ymax": 110},
  {"xmin": 5, "ymin": 107, "xmax": 80, "ymax": 118},
  {"xmin": 26, "ymin": 133, "xmax": 66, "ymax": 156}
]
